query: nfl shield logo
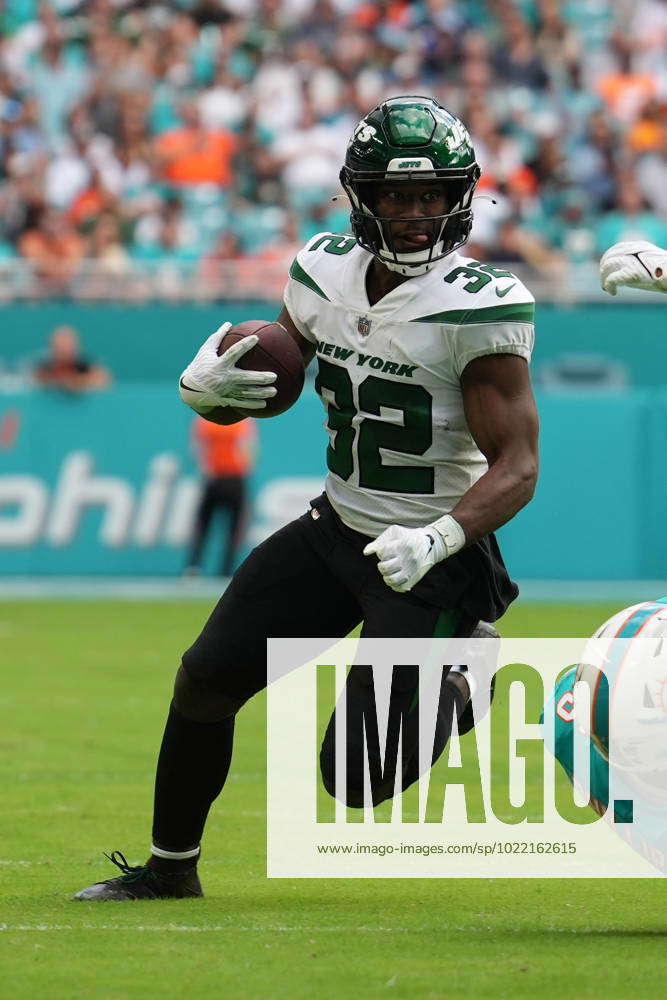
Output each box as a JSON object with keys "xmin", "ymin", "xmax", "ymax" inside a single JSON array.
[{"xmin": 357, "ymin": 316, "xmax": 372, "ymax": 336}]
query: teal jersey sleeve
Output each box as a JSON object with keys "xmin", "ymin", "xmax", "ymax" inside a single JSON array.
[
  {"xmin": 545, "ymin": 664, "xmax": 667, "ymax": 869},
  {"xmin": 543, "ymin": 668, "xmax": 625, "ymax": 819}
]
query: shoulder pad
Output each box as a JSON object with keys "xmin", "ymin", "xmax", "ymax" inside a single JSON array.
[
  {"xmin": 413, "ymin": 259, "xmax": 535, "ymax": 326},
  {"xmin": 288, "ymin": 232, "xmax": 359, "ymax": 303},
  {"xmin": 450, "ymin": 259, "xmax": 534, "ymax": 322}
]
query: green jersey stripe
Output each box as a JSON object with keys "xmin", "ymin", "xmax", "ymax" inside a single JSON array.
[
  {"xmin": 411, "ymin": 302, "xmax": 535, "ymax": 325},
  {"xmin": 289, "ymin": 260, "xmax": 330, "ymax": 301},
  {"xmin": 432, "ymin": 608, "xmax": 461, "ymax": 638},
  {"xmin": 408, "ymin": 608, "xmax": 463, "ymax": 711}
]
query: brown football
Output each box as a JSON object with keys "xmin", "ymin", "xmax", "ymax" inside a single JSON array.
[{"xmin": 207, "ymin": 320, "xmax": 305, "ymax": 422}]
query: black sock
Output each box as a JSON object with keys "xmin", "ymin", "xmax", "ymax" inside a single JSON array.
[{"xmin": 151, "ymin": 701, "xmax": 235, "ymax": 858}]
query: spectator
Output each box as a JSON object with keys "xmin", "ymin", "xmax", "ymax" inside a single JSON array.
[
  {"xmin": 75, "ymin": 210, "xmax": 133, "ymax": 300},
  {"xmin": 185, "ymin": 415, "xmax": 257, "ymax": 578},
  {"xmin": 540, "ymin": 190, "xmax": 598, "ymax": 266},
  {"xmin": 570, "ymin": 110, "xmax": 618, "ymax": 211},
  {"xmin": 7, "ymin": 96, "xmax": 47, "ymax": 163},
  {"xmin": 132, "ymin": 195, "xmax": 198, "ymax": 254},
  {"xmin": 33, "ymin": 325, "xmax": 111, "ymax": 393},
  {"xmin": 197, "ymin": 68, "xmax": 249, "ymax": 131},
  {"xmin": 87, "ymin": 211, "xmax": 129, "ymax": 272},
  {"xmin": 18, "ymin": 206, "xmax": 86, "ymax": 294},
  {"xmin": 68, "ymin": 167, "xmax": 114, "ymax": 229},
  {"xmin": 28, "ymin": 36, "xmax": 90, "ymax": 151},
  {"xmin": 153, "ymin": 101, "xmax": 237, "ymax": 189},
  {"xmin": 597, "ymin": 36, "xmax": 657, "ymax": 124},
  {"xmin": 636, "ymin": 126, "xmax": 667, "ymax": 217},
  {"xmin": 0, "ymin": 0, "xmax": 661, "ymax": 297},
  {"xmin": 627, "ymin": 98, "xmax": 666, "ymax": 156},
  {"xmin": 492, "ymin": 11, "xmax": 549, "ymax": 90},
  {"xmin": 270, "ymin": 100, "xmax": 352, "ymax": 210},
  {"xmin": 197, "ymin": 231, "xmax": 243, "ymax": 299},
  {"xmin": 595, "ymin": 175, "xmax": 667, "ymax": 254}
]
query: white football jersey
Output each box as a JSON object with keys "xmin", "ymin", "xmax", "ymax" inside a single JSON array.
[{"xmin": 283, "ymin": 232, "xmax": 535, "ymax": 537}]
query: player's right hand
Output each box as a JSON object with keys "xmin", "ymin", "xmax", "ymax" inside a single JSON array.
[
  {"xmin": 179, "ymin": 321, "xmax": 277, "ymax": 412},
  {"xmin": 363, "ymin": 524, "xmax": 446, "ymax": 593},
  {"xmin": 600, "ymin": 241, "xmax": 667, "ymax": 296}
]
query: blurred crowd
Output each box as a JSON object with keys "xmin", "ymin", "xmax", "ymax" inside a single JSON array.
[{"xmin": 0, "ymin": 0, "xmax": 666, "ymax": 299}]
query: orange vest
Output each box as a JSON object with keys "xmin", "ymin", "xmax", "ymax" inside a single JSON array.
[
  {"xmin": 155, "ymin": 128, "xmax": 237, "ymax": 187},
  {"xmin": 193, "ymin": 416, "xmax": 256, "ymax": 477}
]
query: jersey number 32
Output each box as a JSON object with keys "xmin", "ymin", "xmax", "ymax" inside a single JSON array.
[{"xmin": 315, "ymin": 359, "xmax": 434, "ymax": 494}]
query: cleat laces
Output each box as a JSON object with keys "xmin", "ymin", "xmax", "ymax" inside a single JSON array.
[{"xmin": 102, "ymin": 850, "xmax": 160, "ymax": 885}]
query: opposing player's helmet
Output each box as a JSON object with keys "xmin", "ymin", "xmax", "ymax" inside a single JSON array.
[
  {"xmin": 340, "ymin": 96, "xmax": 480, "ymax": 276},
  {"xmin": 575, "ymin": 599, "xmax": 667, "ymax": 803}
]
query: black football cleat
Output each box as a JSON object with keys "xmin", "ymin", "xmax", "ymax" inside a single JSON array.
[{"xmin": 73, "ymin": 851, "xmax": 203, "ymax": 901}]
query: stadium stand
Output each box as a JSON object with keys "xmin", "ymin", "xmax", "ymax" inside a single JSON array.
[{"xmin": 0, "ymin": 0, "xmax": 664, "ymax": 300}]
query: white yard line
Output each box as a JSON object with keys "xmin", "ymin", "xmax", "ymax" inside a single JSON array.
[
  {"xmin": 0, "ymin": 920, "xmax": 636, "ymax": 936},
  {"xmin": 0, "ymin": 923, "xmax": 634, "ymax": 934},
  {"xmin": 1, "ymin": 576, "xmax": 666, "ymax": 603},
  {"xmin": 0, "ymin": 923, "xmax": 402, "ymax": 933},
  {"xmin": 0, "ymin": 578, "xmax": 226, "ymax": 601}
]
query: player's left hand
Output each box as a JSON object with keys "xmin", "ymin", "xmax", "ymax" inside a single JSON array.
[
  {"xmin": 179, "ymin": 321, "xmax": 277, "ymax": 412},
  {"xmin": 363, "ymin": 524, "xmax": 447, "ymax": 593},
  {"xmin": 600, "ymin": 241, "xmax": 667, "ymax": 295}
]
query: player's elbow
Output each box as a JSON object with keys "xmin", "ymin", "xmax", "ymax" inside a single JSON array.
[
  {"xmin": 514, "ymin": 458, "xmax": 538, "ymax": 507},
  {"xmin": 490, "ymin": 447, "xmax": 538, "ymax": 508}
]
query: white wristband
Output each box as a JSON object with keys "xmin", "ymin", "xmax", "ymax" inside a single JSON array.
[{"xmin": 429, "ymin": 514, "xmax": 466, "ymax": 558}]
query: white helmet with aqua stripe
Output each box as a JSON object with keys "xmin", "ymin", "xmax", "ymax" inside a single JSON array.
[{"xmin": 575, "ymin": 599, "xmax": 667, "ymax": 801}]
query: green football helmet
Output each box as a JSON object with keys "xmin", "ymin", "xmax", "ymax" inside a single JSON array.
[{"xmin": 340, "ymin": 96, "xmax": 481, "ymax": 275}]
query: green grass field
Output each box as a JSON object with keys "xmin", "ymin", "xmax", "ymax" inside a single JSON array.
[{"xmin": 2, "ymin": 599, "xmax": 666, "ymax": 1000}]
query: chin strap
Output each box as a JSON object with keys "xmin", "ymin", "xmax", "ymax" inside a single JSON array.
[
  {"xmin": 374, "ymin": 212, "xmax": 449, "ymax": 276},
  {"xmin": 378, "ymin": 244, "xmax": 445, "ymax": 276}
]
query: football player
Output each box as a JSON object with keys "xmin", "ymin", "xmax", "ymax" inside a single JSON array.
[
  {"xmin": 600, "ymin": 241, "xmax": 667, "ymax": 295},
  {"xmin": 546, "ymin": 599, "xmax": 667, "ymax": 872},
  {"xmin": 75, "ymin": 96, "xmax": 539, "ymax": 899}
]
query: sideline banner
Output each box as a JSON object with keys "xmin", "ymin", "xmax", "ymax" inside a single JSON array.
[
  {"xmin": 0, "ymin": 384, "xmax": 660, "ymax": 577},
  {"xmin": 0, "ymin": 386, "xmax": 324, "ymax": 574}
]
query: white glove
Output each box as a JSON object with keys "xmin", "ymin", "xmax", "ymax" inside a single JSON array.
[
  {"xmin": 363, "ymin": 516, "xmax": 465, "ymax": 593},
  {"xmin": 600, "ymin": 241, "xmax": 667, "ymax": 296},
  {"xmin": 179, "ymin": 322, "xmax": 277, "ymax": 412}
]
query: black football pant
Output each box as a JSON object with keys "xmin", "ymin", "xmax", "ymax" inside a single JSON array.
[
  {"xmin": 153, "ymin": 499, "xmax": 476, "ymax": 852},
  {"xmin": 187, "ymin": 475, "xmax": 246, "ymax": 576}
]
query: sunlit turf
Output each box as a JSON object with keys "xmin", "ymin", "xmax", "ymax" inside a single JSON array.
[{"xmin": 1, "ymin": 600, "xmax": 665, "ymax": 999}]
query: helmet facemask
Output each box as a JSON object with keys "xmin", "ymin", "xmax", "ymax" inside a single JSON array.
[{"xmin": 341, "ymin": 165, "xmax": 480, "ymax": 276}]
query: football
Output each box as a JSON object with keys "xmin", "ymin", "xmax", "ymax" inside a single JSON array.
[{"xmin": 214, "ymin": 319, "xmax": 305, "ymax": 420}]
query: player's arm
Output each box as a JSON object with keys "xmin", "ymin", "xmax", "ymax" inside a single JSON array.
[
  {"xmin": 451, "ymin": 353, "xmax": 539, "ymax": 541},
  {"xmin": 600, "ymin": 241, "xmax": 667, "ymax": 295},
  {"xmin": 364, "ymin": 354, "xmax": 538, "ymax": 594},
  {"xmin": 274, "ymin": 305, "xmax": 316, "ymax": 365}
]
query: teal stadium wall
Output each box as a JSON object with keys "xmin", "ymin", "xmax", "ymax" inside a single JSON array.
[
  {"xmin": 2, "ymin": 301, "xmax": 665, "ymax": 385},
  {"xmin": 1, "ymin": 302, "xmax": 665, "ymax": 579}
]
